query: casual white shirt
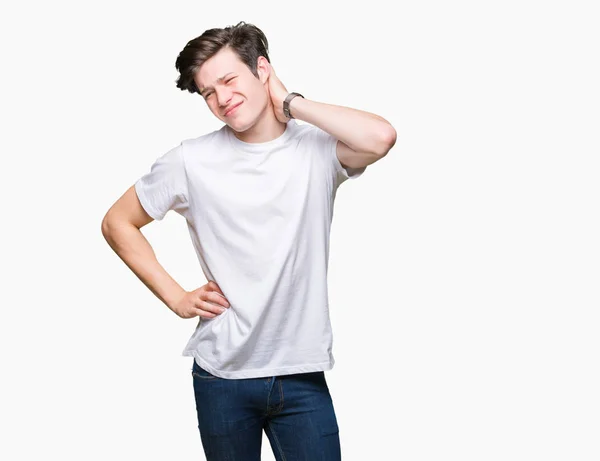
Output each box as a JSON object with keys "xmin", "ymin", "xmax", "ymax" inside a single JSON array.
[{"xmin": 134, "ymin": 119, "xmax": 366, "ymax": 378}]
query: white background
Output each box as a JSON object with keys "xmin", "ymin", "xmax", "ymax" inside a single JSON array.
[{"xmin": 2, "ymin": 1, "xmax": 599, "ymax": 460}]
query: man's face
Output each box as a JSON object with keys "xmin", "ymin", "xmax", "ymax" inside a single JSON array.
[{"xmin": 195, "ymin": 46, "xmax": 270, "ymax": 131}]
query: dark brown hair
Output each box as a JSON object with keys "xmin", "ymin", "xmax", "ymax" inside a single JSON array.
[{"xmin": 175, "ymin": 21, "xmax": 271, "ymax": 95}]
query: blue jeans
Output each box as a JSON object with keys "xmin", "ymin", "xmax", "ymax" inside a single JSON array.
[{"xmin": 191, "ymin": 359, "xmax": 341, "ymax": 460}]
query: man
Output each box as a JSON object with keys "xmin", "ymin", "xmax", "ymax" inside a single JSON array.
[{"xmin": 101, "ymin": 21, "xmax": 396, "ymax": 461}]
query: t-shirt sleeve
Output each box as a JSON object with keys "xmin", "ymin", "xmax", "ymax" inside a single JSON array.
[
  {"xmin": 134, "ymin": 143, "xmax": 189, "ymax": 220},
  {"xmin": 310, "ymin": 126, "xmax": 366, "ymax": 189}
]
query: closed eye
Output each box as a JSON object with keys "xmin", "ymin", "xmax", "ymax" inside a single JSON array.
[{"xmin": 204, "ymin": 77, "xmax": 237, "ymax": 99}]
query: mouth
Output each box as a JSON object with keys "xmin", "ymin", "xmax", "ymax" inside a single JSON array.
[{"xmin": 224, "ymin": 102, "xmax": 243, "ymax": 117}]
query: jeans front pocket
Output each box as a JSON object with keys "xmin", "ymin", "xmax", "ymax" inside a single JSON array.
[{"xmin": 191, "ymin": 359, "xmax": 219, "ymax": 380}]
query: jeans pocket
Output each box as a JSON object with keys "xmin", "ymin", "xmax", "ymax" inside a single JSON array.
[{"xmin": 192, "ymin": 359, "xmax": 219, "ymax": 380}]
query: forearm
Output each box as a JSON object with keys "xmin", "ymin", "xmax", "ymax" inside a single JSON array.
[
  {"xmin": 289, "ymin": 96, "xmax": 396, "ymax": 155},
  {"xmin": 102, "ymin": 220, "xmax": 186, "ymax": 311}
]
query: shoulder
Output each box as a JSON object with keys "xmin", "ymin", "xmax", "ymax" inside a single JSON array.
[
  {"xmin": 182, "ymin": 126, "xmax": 224, "ymax": 150},
  {"xmin": 291, "ymin": 121, "xmax": 333, "ymax": 147},
  {"xmin": 179, "ymin": 126, "xmax": 228, "ymax": 162}
]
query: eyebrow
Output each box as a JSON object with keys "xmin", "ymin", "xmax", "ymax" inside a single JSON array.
[{"xmin": 198, "ymin": 72, "xmax": 236, "ymax": 95}]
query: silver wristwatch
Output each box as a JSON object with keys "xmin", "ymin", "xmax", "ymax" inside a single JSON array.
[{"xmin": 283, "ymin": 92, "xmax": 304, "ymax": 119}]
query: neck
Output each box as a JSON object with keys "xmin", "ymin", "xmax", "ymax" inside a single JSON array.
[{"xmin": 230, "ymin": 102, "xmax": 287, "ymax": 144}]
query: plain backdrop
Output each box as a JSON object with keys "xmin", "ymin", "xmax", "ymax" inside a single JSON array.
[{"xmin": 1, "ymin": 1, "xmax": 599, "ymax": 460}]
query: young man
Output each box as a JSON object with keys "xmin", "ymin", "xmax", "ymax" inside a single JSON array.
[{"xmin": 101, "ymin": 21, "xmax": 396, "ymax": 461}]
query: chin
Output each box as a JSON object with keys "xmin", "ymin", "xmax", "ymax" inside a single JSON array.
[{"xmin": 228, "ymin": 117, "xmax": 258, "ymax": 133}]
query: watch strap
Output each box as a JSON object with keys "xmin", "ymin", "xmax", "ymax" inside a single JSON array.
[{"xmin": 283, "ymin": 92, "xmax": 304, "ymax": 119}]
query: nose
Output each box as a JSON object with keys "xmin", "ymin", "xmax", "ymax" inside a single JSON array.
[{"xmin": 216, "ymin": 86, "xmax": 233, "ymax": 108}]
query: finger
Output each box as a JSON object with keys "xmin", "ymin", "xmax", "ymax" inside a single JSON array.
[
  {"xmin": 202, "ymin": 290, "xmax": 228, "ymax": 306},
  {"xmin": 195, "ymin": 292, "xmax": 220, "ymax": 309},
  {"xmin": 208, "ymin": 292, "xmax": 230, "ymax": 308},
  {"xmin": 208, "ymin": 280, "xmax": 219, "ymax": 290},
  {"xmin": 197, "ymin": 287, "xmax": 215, "ymax": 301},
  {"xmin": 196, "ymin": 308, "xmax": 216, "ymax": 319},
  {"xmin": 208, "ymin": 280, "xmax": 225, "ymax": 295},
  {"xmin": 212, "ymin": 284, "xmax": 227, "ymax": 299},
  {"xmin": 200, "ymin": 300, "xmax": 227, "ymax": 315}
]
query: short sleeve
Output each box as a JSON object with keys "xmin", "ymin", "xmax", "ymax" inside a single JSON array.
[
  {"xmin": 310, "ymin": 126, "xmax": 366, "ymax": 189},
  {"xmin": 134, "ymin": 143, "xmax": 189, "ymax": 220}
]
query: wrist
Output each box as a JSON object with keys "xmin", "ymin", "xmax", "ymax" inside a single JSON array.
[
  {"xmin": 165, "ymin": 285, "xmax": 187, "ymax": 311},
  {"xmin": 283, "ymin": 92, "xmax": 304, "ymax": 119}
]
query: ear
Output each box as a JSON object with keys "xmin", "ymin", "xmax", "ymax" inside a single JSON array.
[{"xmin": 256, "ymin": 56, "xmax": 271, "ymax": 84}]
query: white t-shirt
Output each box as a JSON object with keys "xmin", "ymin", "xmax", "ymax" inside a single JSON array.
[{"xmin": 134, "ymin": 119, "xmax": 366, "ymax": 379}]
